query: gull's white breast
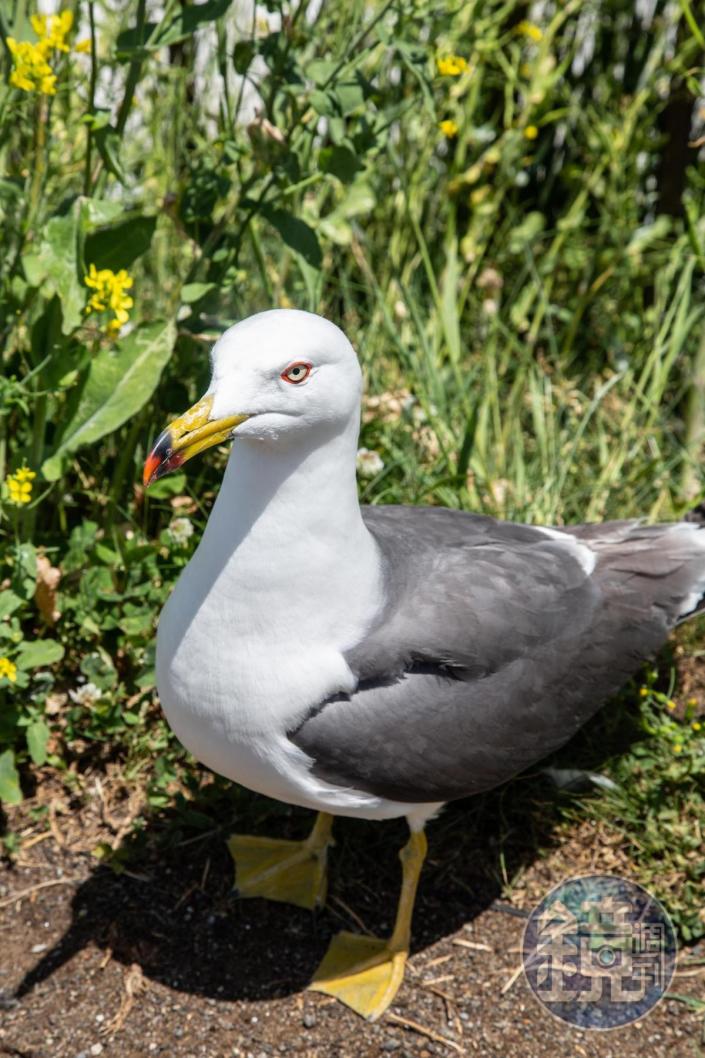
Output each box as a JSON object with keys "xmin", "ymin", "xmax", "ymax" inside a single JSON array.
[{"xmin": 154, "ymin": 483, "xmax": 412, "ymax": 818}]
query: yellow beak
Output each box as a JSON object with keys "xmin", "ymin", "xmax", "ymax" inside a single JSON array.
[{"xmin": 143, "ymin": 395, "xmax": 248, "ymax": 486}]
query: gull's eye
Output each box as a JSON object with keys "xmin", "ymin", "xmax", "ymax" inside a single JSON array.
[{"xmin": 281, "ymin": 361, "xmax": 312, "ymax": 385}]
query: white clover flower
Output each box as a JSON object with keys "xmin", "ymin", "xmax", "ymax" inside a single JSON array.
[
  {"xmin": 168, "ymin": 517, "xmax": 195, "ymax": 547},
  {"xmin": 68, "ymin": 682, "xmax": 102, "ymax": 707},
  {"xmin": 356, "ymin": 448, "xmax": 385, "ymax": 478}
]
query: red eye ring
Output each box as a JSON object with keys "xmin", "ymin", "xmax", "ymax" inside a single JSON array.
[{"xmin": 281, "ymin": 361, "xmax": 312, "ymax": 385}]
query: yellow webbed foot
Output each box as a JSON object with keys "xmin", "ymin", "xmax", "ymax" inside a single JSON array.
[
  {"xmin": 228, "ymin": 812, "xmax": 333, "ymax": 911},
  {"xmin": 309, "ymin": 930, "xmax": 407, "ymax": 1021},
  {"xmin": 309, "ymin": 828, "xmax": 427, "ymax": 1020}
]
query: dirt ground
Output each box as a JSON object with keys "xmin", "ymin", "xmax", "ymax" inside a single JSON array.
[{"xmin": 0, "ymin": 771, "xmax": 703, "ymax": 1058}]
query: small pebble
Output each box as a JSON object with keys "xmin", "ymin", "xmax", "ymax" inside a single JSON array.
[
  {"xmin": 90, "ymin": 1046, "xmax": 103, "ymax": 1057},
  {"xmin": 31, "ymin": 943, "xmax": 48, "ymax": 954}
]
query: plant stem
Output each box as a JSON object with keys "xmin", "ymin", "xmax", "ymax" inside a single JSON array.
[
  {"xmin": 115, "ymin": 0, "xmax": 147, "ymax": 136},
  {"xmin": 83, "ymin": 1, "xmax": 98, "ymax": 197},
  {"xmin": 683, "ymin": 326, "xmax": 705, "ymax": 501}
]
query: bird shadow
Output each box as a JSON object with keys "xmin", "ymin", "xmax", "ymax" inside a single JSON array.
[{"xmin": 12, "ymin": 684, "xmax": 647, "ymax": 1006}]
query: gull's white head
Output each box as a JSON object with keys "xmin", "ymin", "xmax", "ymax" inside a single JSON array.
[{"xmin": 144, "ymin": 309, "xmax": 361, "ymax": 485}]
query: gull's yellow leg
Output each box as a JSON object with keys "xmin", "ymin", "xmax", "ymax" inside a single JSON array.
[
  {"xmin": 309, "ymin": 828, "xmax": 427, "ymax": 1021},
  {"xmin": 228, "ymin": 811, "xmax": 334, "ymax": 911}
]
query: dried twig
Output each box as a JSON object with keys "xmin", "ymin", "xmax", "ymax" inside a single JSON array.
[
  {"xmin": 102, "ymin": 963, "xmax": 146, "ymax": 1036},
  {"xmin": 386, "ymin": 1012, "xmax": 464, "ymax": 1053},
  {"xmin": 328, "ymin": 894, "xmax": 374, "ymax": 936},
  {"xmin": 500, "ymin": 962, "xmax": 524, "ymax": 995},
  {"xmin": 452, "ymin": 938, "xmax": 492, "ymax": 952},
  {"xmin": 0, "ymin": 877, "xmax": 78, "ymax": 909}
]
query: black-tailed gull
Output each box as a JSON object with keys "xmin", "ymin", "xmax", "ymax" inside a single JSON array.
[{"xmin": 144, "ymin": 308, "xmax": 705, "ymax": 1020}]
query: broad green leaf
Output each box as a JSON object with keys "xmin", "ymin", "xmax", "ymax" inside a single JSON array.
[
  {"xmin": 22, "ymin": 210, "xmax": 84, "ymax": 334},
  {"xmin": 85, "ymin": 216, "xmax": 157, "ymax": 272},
  {"xmin": 146, "ymin": 471, "xmax": 187, "ymax": 497},
  {"xmin": 0, "ymin": 591, "xmax": 23, "ymax": 621},
  {"xmin": 0, "ymin": 750, "xmax": 22, "ymax": 804},
  {"xmin": 333, "ymin": 77, "xmax": 367, "ymax": 115},
  {"xmin": 15, "ymin": 639, "xmax": 64, "ymax": 670},
  {"xmin": 261, "ymin": 207, "xmax": 322, "ymax": 270},
  {"xmin": 309, "ymin": 90, "xmax": 337, "ymax": 117},
  {"xmin": 80, "ymin": 198, "xmax": 123, "ymax": 230},
  {"xmin": 307, "ymin": 60, "xmax": 338, "ymax": 86},
  {"xmin": 117, "ymin": 0, "xmax": 232, "ymax": 57},
  {"xmin": 42, "ymin": 320, "xmax": 176, "ymax": 481},
  {"xmin": 14, "ymin": 543, "xmax": 37, "ymax": 601},
  {"xmin": 233, "ymin": 40, "xmax": 255, "ymax": 74},
  {"xmin": 319, "ymin": 145, "xmax": 361, "ymax": 184},
  {"xmin": 26, "ymin": 720, "xmax": 50, "ymax": 766},
  {"xmin": 181, "ymin": 282, "xmax": 215, "ymax": 304}
]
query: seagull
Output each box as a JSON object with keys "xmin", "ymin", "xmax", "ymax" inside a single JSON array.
[{"xmin": 144, "ymin": 308, "xmax": 705, "ymax": 1020}]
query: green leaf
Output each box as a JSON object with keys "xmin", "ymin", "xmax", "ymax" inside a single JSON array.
[
  {"xmin": 15, "ymin": 639, "xmax": 64, "ymax": 670},
  {"xmin": 233, "ymin": 40, "xmax": 255, "ymax": 74},
  {"xmin": 319, "ymin": 145, "xmax": 361, "ymax": 184},
  {"xmin": 309, "ymin": 90, "xmax": 337, "ymax": 117},
  {"xmin": 180, "ymin": 282, "xmax": 216, "ymax": 304},
  {"xmin": 0, "ymin": 750, "xmax": 22, "ymax": 804},
  {"xmin": 0, "ymin": 591, "xmax": 23, "ymax": 621},
  {"xmin": 22, "ymin": 208, "xmax": 84, "ymax": 334},
  {"xmin": 26, "ymin": 720, "xmax": 50, "ymax": 766},
  {"xmin": 307, "ymin": 59, "xmax": 338, "ymax": 86},
  {"xmin": 94, "ymin": 125, "xmax": 128, "ymax": 185},
  {"xmin": 333, "ymin": 76, "xmax": 367, "ymax": 116},
  {"xmin": 261, "ymin": 207, "xmax": 322, "ymax": 270},
  {"xmin": 80, "ymin": 198, "xmax": 123, "ymax": 230},
  {"xmin": 13, "ymin": 543, "xmax": 37, "ymax": 600},
  {"xmin": 42, "ymin": 319, "xmax": 176, "ymax": 481},
  {"xmin": 85, "ymin": 216, "xmax": 157, "ymax": 272},
  {"xmin": 117, "ymin": 0, "xmax": 232, "ymax": 57},
  {"xmin": 146, "ymin": 471, "xmax": 187, "ymax": 497}
]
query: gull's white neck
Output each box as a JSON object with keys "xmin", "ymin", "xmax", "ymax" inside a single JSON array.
[
  {"xmin": 156, "ymin": 414, "xmax": 383, "ymax": 740},
  {"xmin": 206, "ymin": 415, "xmax": 372, "ymax": 579}
]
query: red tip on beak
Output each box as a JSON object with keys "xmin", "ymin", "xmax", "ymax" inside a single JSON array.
[
  {"xmin": 143, "ymin": 428, "xmax": 184, "ymax": 487},
  {"xmin": 143, "ymin": 451, "xmax": 161, "ymax": 487}
]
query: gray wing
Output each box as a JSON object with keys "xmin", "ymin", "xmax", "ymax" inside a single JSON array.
[{"xmin": 288, "ymin": 506, "xmax": 705, "ymax": 804}]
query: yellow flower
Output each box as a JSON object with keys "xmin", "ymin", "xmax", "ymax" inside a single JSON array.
[
  {"xmin": 14, "ymin": 466, "xmax": 37, "ymax": 483},
  {"xmin": 436, "ymin": 55, "xmax": 468, "ymax": 77},
  {"xmin": 667, "ymin": 699, "xmax": 676, "ymax": 710},
  {"xmin": 639, "ymin": 687, "xmax": 648, "ymax": 697},
  {"xmin": 84, "ymin": 264, "xmax": 134, "ymax": 336},
  {"xmin": 31, "ymin": 10, "xmax": 73, "ymax": 52},
  {"xmin": 6, "ymin": 38, "xmax": 57, "ymax": 95},
  {"xmin": 693, "ymin": 722, "xmax": 702, "ymax": 731},
  {"xmin": 75, "ymin": 38, "xmax": 92, "ymax": 54},
  {"xmin": 0, "ymin": 657, "xmax": 17, "ymax": 683},
  {"xmin": 524, "ymin": 125, "xmax": 539, "ymax": 140},
  {"xmin": 439, "ymin": 119, "xmax": 459, "ymax": 138},
  {"xmin": 7, "ymin": 11, "xmax": 74, "ymax": 95},
  {"xmin": 673, "ymin": 743, "xmax": 683, "ymax": 754},
  {"xmin": 5, "ymin": 466, "xmax": 36, "ymax": 506},
  {"xmin": 517, "ymin": 20, "xmax": 543, "ymax": 43}
]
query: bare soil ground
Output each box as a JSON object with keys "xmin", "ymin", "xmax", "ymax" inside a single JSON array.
[{"xmin": 1, "ymin": 771, "xmax": 702, "ymax": 1058}]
